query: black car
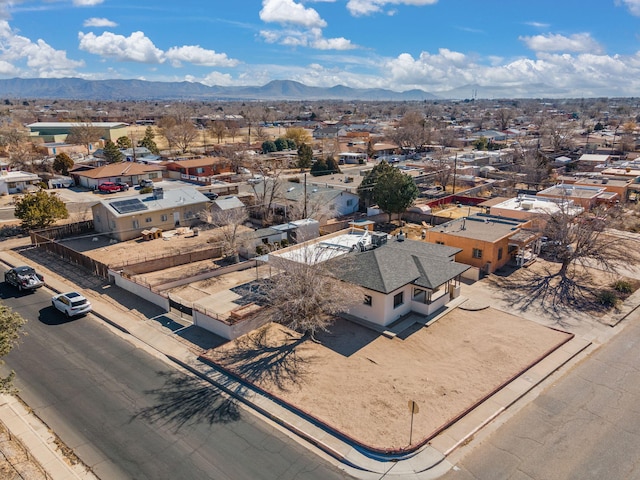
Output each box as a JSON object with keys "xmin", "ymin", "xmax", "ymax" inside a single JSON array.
[
  {"xmin": 115, "ymin": 182, "xmax": 130, "ymax": 191},
  {"xmin": 4, "ymin": 266, "xmax": 44, "ymax": 292}
]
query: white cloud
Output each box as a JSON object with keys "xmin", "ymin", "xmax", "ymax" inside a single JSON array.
[
  {"xmin": 260, "ymin": 27, "xmax": 356, "ymax": 50},
  {"xmin": 520, "ymin": 33, "xmax": 603, "ymax": 54},
  {"xmin": 260, "ymin": 0, "xmax": 326, "ymax": 28},
  {"xmin": 379, "ymin": 47, "xmax": 640, "ymax": 97},
  {"xmin": 83, "ymin": 17, "xmax": 117, "ymax": 28},
  {"xmin": 198, "ymin": 71, "xmax": 235, "ymax": 86},
  {"xmin": 73, "ymin": 0, "xmax": 104, "ymax": 5},
  {"xmin": 525, "ymin": 21, "xmax": 550, "ymax": 28},
  {"xmin": 165, "ymin": 45, "xmax": 239, "ymax": 67},
  {"xmin": 0, "ymin": 20, "xmax": 83, "ymax": 77},
  {"xmin": 346, "ymin": 0, "xmax": 438, "ymax": 16},
  {"xmin": 311, "ymin": 36, "xmax": 356, "ymax": 50},
  {"xmin": 78, "ymin": 31, "xmax": 164, "ymax": 63},
  {"xmin": 620, "ymin": 0, "xmax": 640, "ymax": 16}
]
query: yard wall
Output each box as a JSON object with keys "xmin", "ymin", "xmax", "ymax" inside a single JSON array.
[
  {"xmin": 111, "ymin": 271, "xmax": 170, "ymax": 311},
  {"xmin": 154, "ymin": 259, "xmax": 259, "ymax": 291},
  {"xmin": 193, "ymin": 308, "xmax": 269, "ymax": 340},
  {"xmin": 117, "ymin": 245, "xmax": 223, "ymax": 275},
  {"xmin": 461, "ymin": 266, "xmax": 481, "ymax": 282}
]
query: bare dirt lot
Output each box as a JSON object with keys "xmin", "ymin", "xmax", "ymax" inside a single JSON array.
[{"xmin": 203, "ymin": 307, "xmax": 572, "ymax": 452}]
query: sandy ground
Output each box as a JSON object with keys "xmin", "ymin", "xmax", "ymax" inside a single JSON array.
[{"xmin": 204, "ymin": 308, "xmax": 571, "ymax": 451}]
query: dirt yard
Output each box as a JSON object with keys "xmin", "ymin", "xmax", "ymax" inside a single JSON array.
[{"xmin": 203, "ymin": 307, "xmax": 571, "ymax": 451}]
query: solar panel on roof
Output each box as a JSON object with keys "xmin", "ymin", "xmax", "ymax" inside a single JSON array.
[{"xmin": 110, "ymin": 198, "xmax": 149, "ymax": 214}]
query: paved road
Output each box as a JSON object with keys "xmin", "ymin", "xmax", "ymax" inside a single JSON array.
[
  {"xmin": 442, "ymin": 313, "xmax": 640, "ymax": 480},
  {"xmin": 0, "ymin": 285, "xmax": 351, "ymax": 480}
]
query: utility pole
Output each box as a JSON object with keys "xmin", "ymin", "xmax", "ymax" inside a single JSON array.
[
  {"xmin": 303, "ymin": 173, "xmax": 308, "ymax": 218},
  {"xmin": 452, "ymin": 152, "xmax": 458, "ymax": 196}
]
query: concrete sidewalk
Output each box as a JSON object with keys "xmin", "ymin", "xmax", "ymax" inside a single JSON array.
[{"xmin": 0, "ymin": 247, "xmax": 612, "ymax": 479}]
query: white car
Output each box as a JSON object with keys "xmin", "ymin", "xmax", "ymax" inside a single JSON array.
[{"xmin": 51, "ymin": 292, "xmax": 92, "ymax": 318}]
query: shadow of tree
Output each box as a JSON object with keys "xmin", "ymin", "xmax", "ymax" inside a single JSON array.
[
  {"xmin": 133, "ymin": 371, "xmax": 240, "ymax": 431},
  {"xmin": 490, "ymin": 264, "xmax": 605, "ymax": 327},
  {"xmin": 213, "ymin": 327, "xmax": 311, "ymax": 391}
]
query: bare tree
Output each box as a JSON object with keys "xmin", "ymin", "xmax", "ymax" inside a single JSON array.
[
  {"xmin": 65, "ymin": 122, "xmax": 103, "ymax": 154},
  {"xmin": 200, "ymin": 206, "xmax": 249, "ymax": 263},
  {"xmin": 226, "ymin": 121, "xmax": 240, "ymax": 143},
  {"xmin": 496, "ymin": 108, "xmax": 513, "ymax": 131},
  {"xmin": 158, "ymin": 112, "xmax": 199, "ymax": 154},
  {"xmin": 498, "ymin": 201, "xmax": 638, "ymax": 313},
  {"xmin": 260, "ymin": 242, "xmax": 363, "ymax": 339},
  {"xmin": 210, "ymin": 121, "xmax": 227, "ymax": 144}
]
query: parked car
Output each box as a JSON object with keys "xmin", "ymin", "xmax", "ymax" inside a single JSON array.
[
  {"xmin": 115, "ymin": 182, "xmax": 130, "ymax": 191},
  {"xmin": 203, "ymin": 191, "xmax": 219, "ymax": 200},
  {"xmin": 4, "ymin": 266, "xmax": 44, "ymax": 292},
  {"xmin": 98, "ymin": 182, "xmax": 126, "ymax": 193},
  {"xmin": 51, "ymin": 292, "xmax": 92, "ymax": 318},
  {"xmin": 139, "ymin": 179, "xmax": 154, "ymax": 188}
]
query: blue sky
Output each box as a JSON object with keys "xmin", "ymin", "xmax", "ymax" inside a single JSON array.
[{"xmin": 2, "ymin": 0, "xmax": 640, "ymax": 97}]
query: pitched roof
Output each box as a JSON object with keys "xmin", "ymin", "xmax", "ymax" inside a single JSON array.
[
  {"xmin": 75, "ymin": 163, "xmax": 162, "ymax": 179},
  {"xmin": 328, "ymin": 239, "xmax": 468, "ymax": 294},
  {"xmin": 164, "ymin": 157, "xmax": 227, "ymax": 168},
  {"xmin": 99, "ymin": 187, "xmax": 209, "ymax": 217}
]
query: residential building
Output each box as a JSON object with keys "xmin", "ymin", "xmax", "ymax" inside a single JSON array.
[
  {"xmin": 164, "ymin": 157, "xmax": 231, "ymax": 184},
  {"xmin": 91, "ymin": 187, "xmax": 210, "ymax": 241},
  {"xmin": 72, "ymin": 162, "xmax": 163, "ymax": 190},
  {"xmin": 537, "ymin": 183, "xmax": 617, "ymax": 209},
  {"xmin": 487, "ymin": 195, "xmax": 584, "ymax": 229},
  {"xmin": 272, "ymin": 227, "xmax": 469, "ymax": 328},
  {"xmin": 425, "ymin": 214, "xmax": 537, "ymax": 274},
  {"xmin": 0, "ymin": 171, "xmax": 41, "ymax": 194}
]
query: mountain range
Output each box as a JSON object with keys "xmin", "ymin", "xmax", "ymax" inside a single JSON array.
[{"xmin": 0, "ymin": 78, "xmax": 437, "ymax": 102}]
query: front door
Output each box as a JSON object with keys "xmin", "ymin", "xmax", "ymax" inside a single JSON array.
[{"xmin": 173, "ymin": 211, "xmax": 180, "ymax": 227}]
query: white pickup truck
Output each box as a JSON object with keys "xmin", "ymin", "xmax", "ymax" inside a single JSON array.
[{"xmin": 4, "ymin": 266, "xmax": 44, "ymax": 292}]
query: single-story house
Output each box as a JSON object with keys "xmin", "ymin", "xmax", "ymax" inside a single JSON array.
[
  {"xmin": 0, "ymin": 171, "xmax": 41, "ymax": 194},
  {"xmin": 271, "ymin": 227, "xmax": 469, "ymax": 328},
  {"xmin": 91, "ymin": 186, "xmax": 210, "ymax": 241},
  {"xmin": 425, "ymin": 214, "xmax": 536, "ymax": 273},
  {"xmin": 73, "ymin": 163, "xmax": 164, "ymax": 190},
  {"xmin": 164, "ymin": 157, "xmax": 231, "ymax": 184},
  {"xmin": 211, "ymin": 195, "xmax": 246, "ymax": 212}
]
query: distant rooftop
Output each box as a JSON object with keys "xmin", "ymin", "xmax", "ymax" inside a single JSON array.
[{"xmin": 431, "ymin": 215, "xmax": 524, "ymax": 242}]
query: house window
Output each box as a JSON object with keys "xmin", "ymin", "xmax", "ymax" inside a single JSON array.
[
  {"xmin": 393, "ymin": 292, "xmax": 404, "ymax": 308},
  {"xmin": 133, "ymin": 220, "xmax": 139, "ymax": 229},
  {"xmin": 196, "ymin": 167, "xmax": 204, "ymax": 174},
  {"xmin": 161, "ymin": 214, "xmax": 168, "ymax": 222},
  {"xmin": 472, "ymin": 248, "xmax": 483, "ymax": 259},
  {"xmin": 363, "ymin": 295, "xmax": 372, "ymax": 306},
  {"xmin": 145, "ymin": 217, "xmax": 152, "ymax": 223},
  {"xmin": 498, "ymin": 247, "xmax": 503, "ymax": 260},
  {"xmin": 346, "ymin": 199, "xmax": 354, "ymax": 206},
  {"xmin": 149, "ymin": 173, "xmax": 159, "ymax": 179},
  {"xmin": 95, "ymin": 215, "xmax": 101, "ymax": 224}
]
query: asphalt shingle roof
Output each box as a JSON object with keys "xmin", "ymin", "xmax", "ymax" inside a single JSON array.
[{"xmin": 328, "ymin": 238, "xmax": 469, "ymax": 294}]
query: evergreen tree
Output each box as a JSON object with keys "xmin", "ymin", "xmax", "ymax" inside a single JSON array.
[
  {"xmin": 103, "ymin": 140, "xmax": 123, "ymax": 163},
  {"xmin": 310, "ymin": 157, "xmax": 328, "ymax": 176},
  {"xmin": 297, "ymin": 143, "xmax": 313, "ymax": 169},
  {"xmin": 53, "ymin": 152, "xmax": 74, "ymax": 175},
  {"xmin": 116, "ymin": 136, "xmax": 132, "ymax": 149},
  {"xmin": 262, "ymin": 140, "xmax": 277, "ymax": 153},
  {"xmin": 373, "ymin": 169, "xmax": 419, "ymax": 222},
  {"xmin": 14, "ymin": 190, "xmax": 68, "ymax": 230},
  {"xmin": 138, "ymin": 126, "xmax": 159, "ymax": 155},
  {"xmin": 357, "ymin": 160, "xmax": 395, "ymax": 208},
  {"xmin": 325, "ymin": 156, "xmax": 340, "ymax": 174}
]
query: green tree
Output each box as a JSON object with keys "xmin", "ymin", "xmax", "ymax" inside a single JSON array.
[
  {"xmin": 474, "ymin": 136, "xmax": 488, "ymax": 151},
  {"xmin": 372, "ymin": 169, "xmax": 419, "ymax": 222},
  {"xmin": 262, "ymin": 140, "xmax": 277, "ymax": 153},
  {"xmin": 116, "ymin": 136, "xmax": 132, "ymax": 149},
  {"xmin": 138, "ymin": 126, "xmax": 159, "ymax": 155},
  {"xmin": 357, "ymin": 160, "xmax": 395, "ymax": 208},
  {"xmin": 286, "ymin": 138, "xmax": 296, "ymax": 150},
  {"xmin": 0, "ymin": 303, "xmax": 26, "ymax": 393},
  {"xmin": 310, "ymin": 157, "xmax": 328, "ymax": 176},
  {"xmin": 326, "ymin": 156, "xmax": 341, "ymax": 174},
  {"xmin": 102, "ymin": 140, "xmax": 123, "ymax": 163},
  {"xmin": 14, "ymin": 189, "xmax": 68, "ymax": 230},
  {"xmin": 53, "ymin": 152, "xmax": 74, "ymax": 175},
  {"xmin": 274, "ymin": 137, "xmax": 289, "ymax": 151},
  {"xmin": 297, "ymin": 143, "xmax": 313, "ymax": 169}
]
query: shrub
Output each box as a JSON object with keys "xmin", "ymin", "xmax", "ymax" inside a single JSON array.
[
  {"xmin": 613, "ymin": 280, "xmax": 633, "ymax": 294},
  {"xmin": 597, "ymin": 290, "xmax": 618, "ymax": 308},
  {"xmin": 140, "ymin": 186, "xmax": 154, "ymax": 194}
]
